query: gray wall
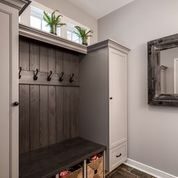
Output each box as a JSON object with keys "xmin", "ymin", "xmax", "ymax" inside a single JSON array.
[
  {"xmin": 98, "ymin": 0, "xmax": 178, "ymax": 176},
  {"xmin": 32, "ymin": 0, "xmax": 98, "ymax": 44}
]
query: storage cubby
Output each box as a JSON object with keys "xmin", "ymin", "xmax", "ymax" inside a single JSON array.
[
  {"xmin": 87, "ymin": 154, "xmax": 104, "ymax": 178},
  {"xmin": 65, "ymin": 167, "xmax": 83, "ymax": 178},
  {"xmin": 58, "ymin": 164, "xmax": 83, "ymax": 178}
]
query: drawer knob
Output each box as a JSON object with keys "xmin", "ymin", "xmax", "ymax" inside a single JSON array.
[{"xmin": 116, "ymin": 153, "xmax": 122, "ymax": 158}]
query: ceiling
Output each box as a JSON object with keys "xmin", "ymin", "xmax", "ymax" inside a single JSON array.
[{"xmin": 67, "ymin": 0, "xmax": 135, "ymax": 19}]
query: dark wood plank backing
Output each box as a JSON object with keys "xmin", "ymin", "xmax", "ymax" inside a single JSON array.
[
  {"xmin": 39, "ymin": 86, "xmax": 48, "ymax": 147},
  {"xmin": 30, "ymin": 85, "xmax": 40, "ymax": 150},
  {"xmin": 63, "ymin": 52, "xmax": 80, "ymax": 83},
  {"xmin": 48, "ymin": 86, "xmax": 56, "ymax": 145},
  {"xmin": 19, "ymin": 85, "xmax": 30, "ymax": 153},
  {"xmin": 40, "ymin": 45, "xmax": 48, "ymax": 72},
  {"xmin": 30, "ymin": 43, "xmax": 40, "ymax": 71},
  {"xmin": 19, "ymin": 39, "xmax": 29, "ymax": 70},
  {"xmin": 19, "ymin": 37, "xmax": 80, "ymax": 153},
  {"xmin": 63, "ymin": 87, "xmax": 79, "ymax": 139},
  {"xmin": 56, "ymin": 87, "xmax": 64, "ymax": 143}
]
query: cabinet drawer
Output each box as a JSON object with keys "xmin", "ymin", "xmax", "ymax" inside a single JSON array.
[{"xmin": 109, "ymin": 142, "xmax": 127, "ymax": 171}]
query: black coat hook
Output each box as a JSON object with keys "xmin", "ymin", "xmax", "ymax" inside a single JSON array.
[
  {"xmin": 69, "ymin": 73, "xmax": 75, "ymax": 83},
  {"xmin": 33, "ymin": 69, "xmax": 39, "ymax": 81},
  {"xmin": 19, "ymin": 67, "xmax": 22, "ymax": 79},
  {"xmin": 47, "ymin": 71, "xmax": 53, "ymax": 81},
  {"xmin": 59, "ymin": 72, "xmax": 64, "ymax": 82}
]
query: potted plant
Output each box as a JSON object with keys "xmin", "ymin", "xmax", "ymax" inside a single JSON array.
[
  {"xmin": 43, "ymin": 10, "xmax": 66, "ymax": 35},
  {"xmin": 74, "ymin": 26, "xmax": 93, "ymax": 46}
]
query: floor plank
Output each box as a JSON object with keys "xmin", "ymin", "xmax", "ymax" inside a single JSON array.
[{"xmin": 106, "ymin": 164, "xmax": 155, "ymax": 178}]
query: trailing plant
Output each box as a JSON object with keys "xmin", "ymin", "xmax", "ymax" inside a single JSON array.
[
  {"xmin": 74, "ymin": 26, "xmax": 93, "ymax": 46},
  {"xmin": 43, "ymin": 10, "xmax": 66, "ymax": 35}
]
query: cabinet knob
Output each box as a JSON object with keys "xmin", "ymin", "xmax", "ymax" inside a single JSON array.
[
  {"xmin": 13, "ymin": 102, "xmax": 19, "ymax": 106},
  {"xmin": 110, "ymin": 97, "xmax": 113, "ymax": 100},
  {"xmin": 116, "ymin": 153, "xmax": 122, "ymax": 158}
]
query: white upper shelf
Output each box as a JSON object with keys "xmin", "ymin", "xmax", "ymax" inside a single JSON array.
[{"xmin": 19, "ymin": 24, "xmax": 87, "ymax": 54}]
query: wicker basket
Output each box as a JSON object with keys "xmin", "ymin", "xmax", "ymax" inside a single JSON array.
[
  {"xmin": 64, "ymin": 168, "xmax": 83, "ymax": 178},
  {"xmin": 87, "ymin": 156, "xmax": 104, "ymax": 178}
]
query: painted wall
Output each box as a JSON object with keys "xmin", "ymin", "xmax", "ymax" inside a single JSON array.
[
  {"xmin": 98, "ymin": 0, "xmax": 178, "ymax": 176},
  {"xmin": 32, "ymin": 0, "xmax": 98, "ymax": 44}
]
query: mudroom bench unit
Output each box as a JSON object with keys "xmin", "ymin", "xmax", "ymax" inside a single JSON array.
[
  {"xmin": 1, "ymin": 1, "xmax": 128, "ymax": 177},
  {"xmin": 20, "ymin": 137, "xmax": 106, "ymax": 178}
]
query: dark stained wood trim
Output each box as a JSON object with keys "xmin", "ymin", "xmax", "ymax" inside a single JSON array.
[{"xmin": 148, "ymin": 33, "xmax": 178, "ymax": 107}]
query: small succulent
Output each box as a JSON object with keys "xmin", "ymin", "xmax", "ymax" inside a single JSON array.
[
  {"xmin": 43, "ymin": 10, "xmax": 66, "ymax": 35},
  {"xmin": 74, "ymin": 26, "xmax": 93, "ymax": 46}
]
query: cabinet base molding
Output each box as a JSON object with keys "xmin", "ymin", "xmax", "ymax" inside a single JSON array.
[{"xmin": 125, "ymin": 159, "xmax": 177, "ymax": 178}]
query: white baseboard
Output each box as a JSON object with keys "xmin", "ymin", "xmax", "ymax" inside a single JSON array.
[{"xmin": 125, "ymin": 158, "xmax": 177, "ymax": 178}]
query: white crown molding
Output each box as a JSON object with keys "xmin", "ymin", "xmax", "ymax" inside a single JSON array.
[
  {"xmin": 0, "ymin": 0, "xmax": 31, "ymax": 15},
  {"xmin": 19, "ymin": 24, "xmax": 131, "ymax": 55},
  {"xmin": 88, "ymin": 39, "xmax": 130, "ymax": 54},
  {"xmin": 125, "ymin": 158, "xmax": 177, "ymax": 178}
]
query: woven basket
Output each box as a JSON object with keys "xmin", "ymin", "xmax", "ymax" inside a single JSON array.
[
  {"xmin": 87, "ymin": 156, "xmax": 104, "ymax": 178},
  {"xmin": 65, "ymin": 168, "xmax": 83, "ymax": 178}
]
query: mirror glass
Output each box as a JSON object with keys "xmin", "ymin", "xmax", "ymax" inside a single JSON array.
[{"xmin": 159, "ymin": 47, "xmax": 178, "ymax": 95}]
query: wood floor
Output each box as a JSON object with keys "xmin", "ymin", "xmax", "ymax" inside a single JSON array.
[{"xmin": 106, "ymin": 164, "xmax": 155, "ymax": 178}]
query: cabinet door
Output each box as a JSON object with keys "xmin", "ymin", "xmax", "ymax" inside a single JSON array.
[
  {"xmin": 109, "ymin": 48, "xmax": 127, "ymax": 148},
  {"xmin": 0, "ymin": 3, "xmax": 19, "ymax": 178}
]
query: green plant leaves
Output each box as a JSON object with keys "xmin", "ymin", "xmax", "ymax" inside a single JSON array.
[
  {"xmin": 43, "ymin": 10, "xmax": 93, "ymax": 43},
  {"xmin": 43, "ymin": 10, "xmax": 66, "ymax": 34},
  {"xmin": 43, "ymin": 11, "xmax": 52, "ymax": 25},
  {"xmin": 74, "ymin": 26, "xmax": 93, "ymax": 45}
]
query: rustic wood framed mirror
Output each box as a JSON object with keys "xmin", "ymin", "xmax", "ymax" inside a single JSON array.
[{"xmin": 148, "ymin": 34, "xmax": 178, "ymax": 106}]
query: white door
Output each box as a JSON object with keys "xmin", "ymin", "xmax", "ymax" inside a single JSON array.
[
  {"xmin": 109, "ymin": 48, "xmax": 127, "ymax": 148},
  {"xmin": 0, "ymin": 3, "xmax": 19, "ymax": 178}
]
